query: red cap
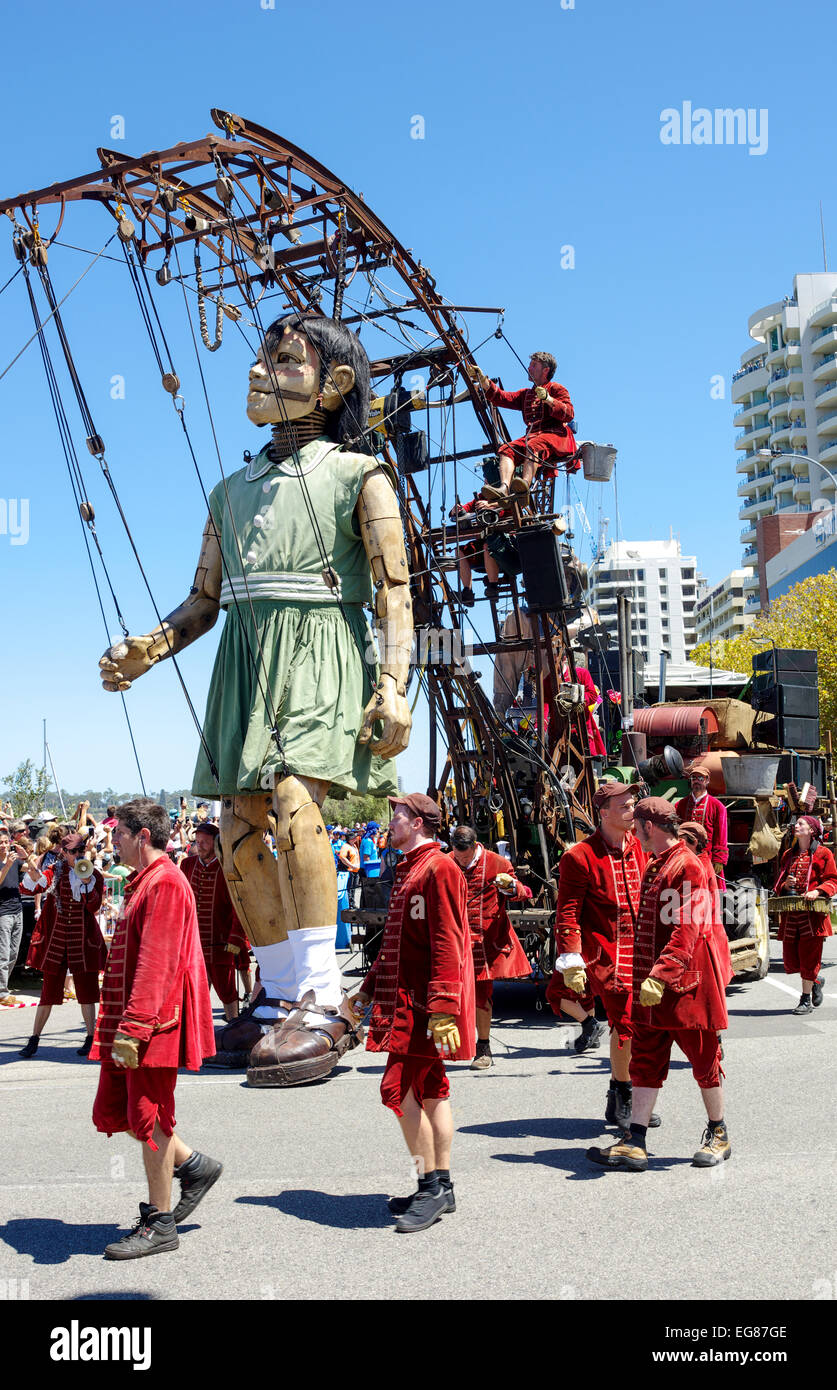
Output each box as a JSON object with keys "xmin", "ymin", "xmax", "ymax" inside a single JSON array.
[
  {"xmin": 593, "ymin": 780, "xmax": 637, "ymax": 810},
  {"xmin": 388, "ymin": 792, "xmax": 442, "ymax": 829},
  {"xmin": 678, "ymin": 820, "xmax": 709, "ymax": 851},
  {"xmin": 797, "ymin": 814, "xmax": 824, "ymax": 839},
  {"xmin": 634, "ymin": 797, "xmax": 680, "ymax": 829},
  {"xmin": 687, "ymin": 761, "xmax": 711, "ymax": 778}
]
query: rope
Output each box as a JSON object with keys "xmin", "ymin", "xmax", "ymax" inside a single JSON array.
[{"xmin": 0, "ymin": 235, "xmax": 116, "ymax": 384}]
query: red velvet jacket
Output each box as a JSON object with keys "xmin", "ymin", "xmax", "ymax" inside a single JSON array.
[
  {"xmin": 181, "ymin": 854, "xmax": 250, "ymax": 964},
  {"xmin": 483, "ymin": 377, "xmax": 576, "ymax": 455},
  {"xmin": 556, "ymin": 831, "xmax": 647, "ymax": 995},
  {"xmin": 27, "ymin": 865, "xmax": 107, "ymax": 974},
  {"xmin": 362, "ymin": 840, "xmax": 475, "ymax": 1060},
  {"xmin": 459, "ymin": 846, "xmax": 531, "ymax": 981},
  {"xmin": 90, "ymin": 856, "xmax": 215, "ymax": 1068},
  {"xmin": 674, "ymin": 793, "xmax": 729, "ymax": 868},
  {"xmin": 633, "ymin": 841, "xmax": 732, "ymax": 1030},
  {"xmin": 774, "ymin": 845, "xmax": 837, "ymax": 940}
]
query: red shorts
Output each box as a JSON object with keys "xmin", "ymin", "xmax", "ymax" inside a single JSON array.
[
  {"xmin": 546, "ymin": 969, "xmax": 595, "ymax": 1016},
  {"xmin": 92, "ymin": 1060, "xmax": 178, "ymax": 1149},
  {"xmin": 206, "ymin": 957, "xmax": 240, "ymax": 1005},
  {"xmin": 629, "ymin": 1023, "xmax": 722, "ymax": 1091},
  {"xmin": 591, "ymin": 980, "xmax": 633, "ymax": 1045},
  {"xmin": 39, "ymin": 969, "xmax": 100, "ymax": 1006},
  {"xmin": 380, "ymin": 1053, "xmax": 450, "ymax": 1117},
  {"xmin": 498, "ymin": 434, "xmax": 577, "ymax": 472},
  {"xmin": 474, "ymin": 979, "xmax": 494, "ymax": 1010},
  {"xmin": 783, "ymin": 935, "xmax": 824, "ymax": 981}
]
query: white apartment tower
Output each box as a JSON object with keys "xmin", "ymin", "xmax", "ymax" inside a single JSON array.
[
  {"xmin": 694, "ymin": 567, "xmax": 755, "ymax": 646},
  {"xmin": 589, "ymin": 539, "xmax": 700, "ymax": 665},
  {"xmin": 733, "ymin": 271, "xmax": 837, "ymax": 606}
]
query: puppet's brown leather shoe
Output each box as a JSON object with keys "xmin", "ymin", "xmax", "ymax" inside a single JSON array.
[{"xmin": 247, "ymin": 992, "xmax": 362, "ymax": 1086}]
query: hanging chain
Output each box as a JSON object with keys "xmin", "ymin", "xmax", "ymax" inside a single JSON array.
[{"xmin": 194, "ymin": 244, "xmax": 224, "ymax": 351}]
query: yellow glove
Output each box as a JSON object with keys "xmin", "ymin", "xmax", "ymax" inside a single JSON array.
[
  {"xmin": 428, "ymin": 1013, "xmax": 460, "ymax": 1055},
  {"xmin": 224, "ymin": 943, "xmax": 240, "ymax": 954},
  {"xmin": 562, "ymin": 965, "xmax": 588, "ymax": 994},
  {"xmin": 111, "ymin": 1033, "xmax": 140, "ymax": 1069},
  {"xmin": 495, "ymin": 872, "xmax": 515, "ymax": 896},
  {"xmin": 639, "ymin": 977, "xmax": 665, "ymax": 1008}
]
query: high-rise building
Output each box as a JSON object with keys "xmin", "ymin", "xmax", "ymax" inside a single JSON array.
[
  {"xmin": 733, "ymin": 272, "xmax": 837, "ymax": 611},
  {"xmin": 694, "ymin": 567, "xmax": 755, "ymax": 647},
  {"xmin": 588, "ymin": 539, "xmax": 701, "ymax": 665}
]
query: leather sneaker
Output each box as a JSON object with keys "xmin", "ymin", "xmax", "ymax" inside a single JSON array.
[
  {"xmin": 470, "ymin": 1040, "xmax": 493, "ymax": 1071},
  {"xmin": 394, "ymin": 1187, "xmax": 449, "ymax": 1232},
  {"xmin": 587, "ymin": 1137, "xmax": 648, "ymax": 1171},
  {"xmin": 812, "ymin": 978, "xmax": 824, "ymax": 1008},
  {"xmin": 388, "ymin": 1184, "xmax": 456, "ymax": 1217},
  {"xmin": 172, "ymin": 1152, "xmax": 223, "ymax": 1223},
  {"xmin": 104, "ymin": 1204, "xmax": 179, "ymax": 1260},
  {"xmin": 692, "ymin": 1123, "xmax": 731, "ymax": 1167}
]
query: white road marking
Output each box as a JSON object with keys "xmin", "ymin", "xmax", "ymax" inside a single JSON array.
[{"xmin": 762, "ymin": 976, "xmax": 836, "ymax": 1000}]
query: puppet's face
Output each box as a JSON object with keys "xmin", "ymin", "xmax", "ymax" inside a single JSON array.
[{"xmin": 246, "ymin": 326, "xmax": 355, "ymax": 425}]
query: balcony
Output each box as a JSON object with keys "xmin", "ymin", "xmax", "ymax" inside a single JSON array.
[
  {"xmin": 740, "ymin": 524, "xmax": 757, "ymax": 542},
  {"xmin": 794, "ymin": 479, "xmax": 812, "ymax": 503},
  {"xmin": 732, "ymin": 355, "xmax": 767, "ymax": 383},
  {"xmin": 774, "ymin": 474, "xmax": 795, "ymax": 492},
  {"xmin": 789, "ymin": 421, "xmax": 808, "ymax": 445},
  {"xmin": 746, "ymin": 594, "xmax": 762, "ymax": 610},
  {"xmin": 748, "ymin": 300, "xmax": 792, "ymax": 341},
  {"xmin": 809, "ymin": 298, "xmax": 837, "ymax": 331},
  {"xmin": 818, "ymin": 441, "xmax": 837, "ymax": 468},
  {"xmin": 811, "ymin": 325, "xmax": 837, "ymax": 354},
  {"xmin": 785, "ymin": 340, "xmax": 802, "ymax": 360},
  {"xmin": 743, "ymin": 571, "xmax": 760, "ymax": 588},
  {"xmin": 813, "ymin": 351, "xmax": 837, "ymax": 382},
  {"xmin": 816, "ymin": 409, "xmax": 837, "ymax": 438},
  {"xmin": 735, "ymin": 419, "xmax": 771, "ymax": 446},
  {"xmin": 742, "ymin": 546, "xmax": 758, "ymax": 561},
  {"xmin": 815, "ymin": 379, "xmax": 837, "ymax": 404},
  {"xmin": 739, "ymin": 494, "xmax": 775, "ymax": 520},
  {"xmin": 737, "ymin": 468, "xmax": 772, "ymax": 496}
]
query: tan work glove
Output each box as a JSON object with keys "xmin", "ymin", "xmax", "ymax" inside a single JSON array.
[
  {"xmin": 111, "ymin": 1033, "xmax": 140, "ymax": 1069},
  {"xmin": 224, "ymin": 943, "xmax": 240, "ymax": 954},
  {"xmin": 534, "ymin": 385, "xmax": 549, "ymax": 400},
  {"xmin": 348, "ymin": 992, "xmax": 369, "ymax": 1022},
  {"xmin": 562, "ymin": 965, "xmax": 588, "ymax": 994},
  {"xmin": 495, "ymin": 872, "xmax": 515, "ymax": 896},
  {"xmin": 639, "ymin": 977, "xmax": 665, "ymax": 1008},
  {"xmin": 428, "ymin": 1013, "xmax": 460, "ymax": 1056},
  {"xmin": 712, "ymin": 862, "xmax": 724, "ymax": 875}
]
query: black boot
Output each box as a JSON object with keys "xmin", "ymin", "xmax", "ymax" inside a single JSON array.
[
  {"xmin": 793, "ymin": 993, "xmax": 813, "ymax": 1015},
  {"xmin": 574, "ymin": 1016, "xmax": 606, "ymax": 1053},
  {"xmin": 18, "ymin": 1036, "xmax": 39, "ymax": 1059},
  {"xmin": 812, "ymin": 978, "xmax": 824, "ymax": 1008},
  {"xmin": 76, "ymin": 1034, "xmax": 93, "ymax": 1057},
  {"xmin": 171, "ymin": 1151, "xmax": 224, "ymax": 1223},
  {"xmin": 605, "ymin": 1082, "xmax": 632, "ymax": 1131}
]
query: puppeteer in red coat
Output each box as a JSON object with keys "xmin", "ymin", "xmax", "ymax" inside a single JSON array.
[
  {"xmin": 27, "ymin": 860, "xmax": 107, "ymax": 1006},
  {"xmin": 773, "ymin": 817, "xmax": 837, "ymax": 992},
  {"xmin": 630, "ymin": 839, "xmax": 732, "ymax": 1092},
  {"xmin": 91, "ymin": 856, "xmax": 216, "ymax": 1146},
  {"xmin": 551, "ymin": 828, "xmax": 647, "ymax": 1040},
  {"xmin": 482, "ymin": 376, "xmax": 578, "ymax": 474},
  {"xmin": 181, "ymin": 850, "xmax": 250, "ymax": 1010},
  {"xmin": 460, "ymin": 845, "xmax": 531, "ymax": 991},
  {"xmin": 362, "ymin": 841, "xmax": 475, "ymax": 1063}
]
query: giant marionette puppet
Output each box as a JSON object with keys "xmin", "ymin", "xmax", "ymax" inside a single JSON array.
[{"xmin": 99, "ymin": 313, "xmax": 413, "ymax": 1085}]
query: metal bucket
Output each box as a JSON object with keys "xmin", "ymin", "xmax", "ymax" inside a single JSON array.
[
  {"xmin": 722, "ymin": 754, "xmax": 781, "ymax": 797},
  {"xmin": 579, "ymin": 441, "xmax": 617, "ymax": 482}
]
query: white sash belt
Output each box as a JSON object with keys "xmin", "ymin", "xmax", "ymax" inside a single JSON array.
[{"xmin": 220, "ymin": 572, "xmax": 342, "ymax": 606}]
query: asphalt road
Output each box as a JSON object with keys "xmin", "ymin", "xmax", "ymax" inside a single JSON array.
[{"xmin": 1, "ymin": 938, "xmax": 835, "ymax": 1302}]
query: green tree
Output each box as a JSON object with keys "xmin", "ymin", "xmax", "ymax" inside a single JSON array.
[
  {"xmin": 321, "ymin": 792, "xmax": 390, "ymax": 826},
  {"xmin": 690, "ymin": 571, "xmax": 837, "ymax": 748},
  {"xmin": 2, "ymin": 759, "xmax": 52, "ymax": 817}
]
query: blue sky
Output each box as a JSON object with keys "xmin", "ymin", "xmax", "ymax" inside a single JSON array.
[{"xmin": 1, "ymin": 0, "xmax": 834, "ymax": 799}]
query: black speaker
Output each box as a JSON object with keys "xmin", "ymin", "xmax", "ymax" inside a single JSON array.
[
  {"xmin": 752, "ymin": 668, "xmax": 818, "ymax": 695},
  {"xmin": 776, "ymin": 753, "xmax": 827, "ymax": 796},
  {"xmin": 759, "ymin": 715, "xmax": 820, "ymax": 750},
  {"xmin": 752, "ymin": 648, "xmax": 818, "ymax": 677},
  {"xmin": 517, "ymin": 528, "xmax": 582, "ymax": 615},
  {"xmin": 751, "ymin": 684, "xmax": 820, "ymax": 719}
]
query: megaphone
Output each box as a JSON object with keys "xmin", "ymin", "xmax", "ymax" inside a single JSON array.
[
  {"xmin": 74, "ymin": 858, "xmax": 95, "ymax": 882},
  {"xmin": 637, "ymin": 746, "xmax": 684, "ymax": 785}
]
